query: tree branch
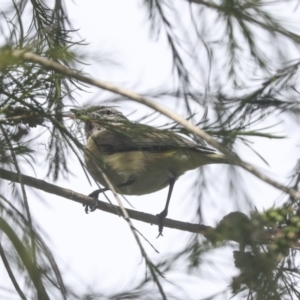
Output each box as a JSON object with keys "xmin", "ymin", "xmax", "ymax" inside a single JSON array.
[
  {"xmin": 9, "ymin": 50, "xmax": 300, "ymax": 201},
  {"xmin": 0, "ymin": 167, "xmax": 210, "ymax": 234},
  {"xmin": 1, "ymin": 168, "xmax": 299, "ymax": 248}
]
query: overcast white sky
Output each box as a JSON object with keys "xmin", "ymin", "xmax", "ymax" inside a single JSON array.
[{"xmin": 1, "ymin": 0, "xmax": 300, "ymax": 299}]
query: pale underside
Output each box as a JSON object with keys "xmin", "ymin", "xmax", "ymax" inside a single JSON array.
[{"xmin": 84, "ymin": 129, "xmax": 226, "ymax": 195}]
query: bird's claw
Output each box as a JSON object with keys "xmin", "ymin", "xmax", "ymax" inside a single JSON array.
[
  {"xmin": 84, "ymin": 191, "xmax": 100, "ymax": 213},
  {"xmin": 84, "ymin": 202, "xmax": 99, "ymax": 213},
  {"xmin": 156, "ymin": 210, "xmax": 168, "ymax": 238}
]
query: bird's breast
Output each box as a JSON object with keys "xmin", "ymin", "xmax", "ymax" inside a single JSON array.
[
  {"xmin": 85, "ymin": 145, "xmax": 183, "ymax": 195},
  {"xmin": 84, "ymin": 137, "xmax": 205, "ymax": 195}
]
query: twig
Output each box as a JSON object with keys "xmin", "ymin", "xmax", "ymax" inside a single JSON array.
[
  {"xmin": 0, "ymin": 125, "xmax": 37, "ymax": 265},
  {"xmin": 0, "ymin": 243, "xmax": 27, "ymax": 300},
  {"xmin": 9, "ymin": 50, "xmax": 300, "ymax": 200},
  {"xmin": 0, "ymin": 167, "xmax": 210, "ymax": 234},
  {"xmin": 1, "ymin": 167, "xmax": 300, "ymax": 248},
  {"xmin": 91, "ymin": 164, "xmax": 167, "ymax": 299},
  {"xmin": 188, "ymin": 0, "xmax": 300, "ymax": 41}
]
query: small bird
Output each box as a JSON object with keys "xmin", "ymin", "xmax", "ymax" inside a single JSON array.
[{"xmin": 78, "ymin": 106, "xmax": 229, "ymax": 236}]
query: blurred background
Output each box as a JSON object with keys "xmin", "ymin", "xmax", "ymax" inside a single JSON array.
[{"xmin": 1, "ymin": 0, "xmax": 300, "ymax": 299}]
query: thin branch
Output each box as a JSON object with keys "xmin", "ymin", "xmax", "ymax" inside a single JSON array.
[
  {"xmin": 1, "ymin": 167, "xmax": 300, "ymax": 249},
  {"xmin": 0, "ymin": 125, "xmax": 37, "ymax": 265},
  {"xmin": 0, "ymin": 167, "xmax": 209, "ymax": 234},
  {"xmin": 0, "ymin": 216, "xmax": 50, "ymax": 300},
  {"xmin": 0, "ymin": 242, "xmax": 27, "ymax": 300},
  {"xmin": 188, "ymin": 0, "xmax": 300, "ymax": 41},
  {"xmin": 9, "ymin": 50, "xmax": 300, "ymax": 201},
  {"xmin": 90, "ymin": 165, "xmax": 167, "ymax": 299}
]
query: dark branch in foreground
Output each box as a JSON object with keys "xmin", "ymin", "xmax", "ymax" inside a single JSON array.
[
  {"xmin": 1, "ymin": 167, "xmax": 299, "ymax": 248},
  {"xmin": 0, "ymin": 167, "xmax": 210, "ymax": 234}
]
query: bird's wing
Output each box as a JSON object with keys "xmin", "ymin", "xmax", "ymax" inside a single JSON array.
[{"xmin": 91, "ymin": 123, "xmax": 216, "ymax": 154}]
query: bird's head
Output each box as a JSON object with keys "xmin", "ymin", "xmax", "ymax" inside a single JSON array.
[{"xmin": 71, "ymin": 106, "xmax": 128, "ymax": 139}]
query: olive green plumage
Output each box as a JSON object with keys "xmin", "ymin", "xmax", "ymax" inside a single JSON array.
[{"xmin": 83, "ymin": 106, "xmax": 227, "ymax": 195}]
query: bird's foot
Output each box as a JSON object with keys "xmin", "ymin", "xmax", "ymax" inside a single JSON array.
[
  {"xmin": 156, "ymin": 209, "xmax": 168, "ymax": 238},
  {"xmin": 84, "ymin": 188, "xmax": 107, "ymax": 213}
]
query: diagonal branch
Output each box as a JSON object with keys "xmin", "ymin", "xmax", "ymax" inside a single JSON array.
[
  {"xmin": 1, "ymin": 168, "xmax": 300, "ymax": 248},
  {"xmin": 0, "ymin": 242, "xmax": 27, "ymax": 300},
  {"xmin": 89, "ymin": 165, "xmax": 167, "ymax": 299},
  {"xmin": 0, "ymin": 167, "xmax": 210, "ymax": 235},
  {"xmin": 9, "ymin": 50, "xmax": 300, "ymax": 201}
]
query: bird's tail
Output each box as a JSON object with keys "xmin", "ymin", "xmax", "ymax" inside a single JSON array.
[
  {"xmin": 190, "ymin": 151, "xmax": 232, "ymax": 169},
  {"xmin": 204, "ymin": 153, "xmax": 230, "ymax": 165}
]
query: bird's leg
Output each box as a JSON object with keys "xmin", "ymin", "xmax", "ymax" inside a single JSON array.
[
  {"xmin": 156, "ymin": 178, "xmax": 176, "ymax": 238},
  {"xmin": 84, "ymin": 187, "xmax": 109, "ymax": 213},
  {"xmin": 84, "ymin": 176, "xmax": 135, "ymax": 213}
]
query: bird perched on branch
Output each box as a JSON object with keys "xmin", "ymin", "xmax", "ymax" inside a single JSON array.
[{"xmin": 74, "ymin": 106, "xmax": 229, "ymax": 236}]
